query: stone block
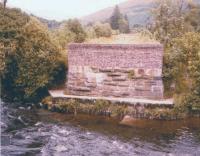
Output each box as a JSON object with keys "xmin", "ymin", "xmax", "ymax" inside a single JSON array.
[
  {"xmin": 135, "ymin": 86, "xmax": 151, "ymax": 91},
  {"xmin": 91, "ymin": 67, "xmax": 99, "ymax": 73},
  {"xmin": 102, "ymin": 91, "xmax": 112, "ymax": 96},
  {"xmin": 86, "ymin": 78, "xmax": 96, "ymax": 83},
  {"xmin": 95, "ymin": 73, "xmax": 107, "ymax": 84},
  {"xmin": 121, "ymin": 92, "xmax": 130, "ymax": 96},
  {"xmin": 104, "ymin": 78, "xmax": 112, "ymax": 82},
  {"xmin": 112, "ymin": 76, "xmax": 127, "ymax": 81},
  {"xmin": 114, "ymin": 68, "xmax": 130, "ymax": 73},
  {"xmin": 152, "ymin": 86, "xmax": 163, "ymax": 92},
  {"xmin": 117, "ymin": 83, "xmax": 129, "ymax": 87},
  {"xmin": 135, "ymin": 81, "xmax": 144, "ymax": 86},
  {"xmin": 113, "ymin": 92, "xmax": 122, "ymax": 97},
  {"xmin": 85, "ymin": 83, "xmax": 97, "ymax": 88},
  {"xmin": 73, "ymin": 86, "xmax": 91, "ymax": 92},
  {"xmin": 99, "ymin": 68, "xmax": 113, "ymax": 73},
  {"xmin": 104, "ymin": 82, "xmax": 118, "ymax": 86},
  {"xmin": 107, "ymin": 72, "xmax": 122, "ymax": 77},
  {"xmin": 76, "ymin": 81, "xmax": 85, "ymax": 86},
  {"xmin": 145, "ymin": 80, "xmax": 157, "ymax": 85}
]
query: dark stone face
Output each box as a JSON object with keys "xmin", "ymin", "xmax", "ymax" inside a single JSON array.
[{"xmin": 67, "ymin": 44, "xmax": 164, "ymax": 99}]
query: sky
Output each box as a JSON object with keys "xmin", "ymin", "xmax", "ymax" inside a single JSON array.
[{"xmin": 7, "ymin": 0, "xmax": 127, "ymax": 21}]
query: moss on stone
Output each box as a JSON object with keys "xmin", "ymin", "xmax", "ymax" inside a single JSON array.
[
  {"xmin": 127, "ymin": 70, "xmax": 135, "ymax": 79},
  {"xmin": 41, "ymin": 97, "xmax": 188, "ymax": 120}
]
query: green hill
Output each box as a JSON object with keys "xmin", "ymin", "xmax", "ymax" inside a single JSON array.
[{"xmin": 80, "ymin": 0, "xmax": 200, "ymax": 27}]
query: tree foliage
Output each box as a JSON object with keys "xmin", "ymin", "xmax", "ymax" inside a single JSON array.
[
  {"xmin": 93, "ymin": 22, "xmax": 112, "ymax": 38},
  {"xmin": 109, "ymin": 5, "xmax": 130, "ymax": 33},
  {"xmin": 150, "ymin": 0, "xmax": 200, "ymax": 113},
  {"xmin": 85, "ymin": 26, "xmax": 97, "ymax": 39},
  {"xmin": 3, "ymin": 0, "xmax": 7, "ymax": 9},
  {"xmin": 185, "ymin": 2, "xmax": 200, "ymax": 32},
  {"xmin": 150, "ymin": 0, "xmax": 189, "ymax": 45},
  {"xmin": 110, "ymin": 5, "xmax": 121, "ymax": 30},
  {"xmin": 171, "ymin": 32, "xmax": 200, "ymax": 111},
  {"xmin": 66, "ymin": 19, "xmax": 87, "ymax": 43},
  {"xmin": 0, "ymin": 5, "xmax": 66, "ymax": 102},
  {"xmin": 50, "ymin": 19, "xmax": 87, "ymax": 50}
]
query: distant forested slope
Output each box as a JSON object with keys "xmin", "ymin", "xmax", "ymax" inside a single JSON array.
[{"xmin": 80, "ymin": 0, "xmax": 200, "ymax": 27}]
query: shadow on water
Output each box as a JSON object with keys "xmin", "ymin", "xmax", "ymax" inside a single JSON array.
[{"xmin": 1, "ymin": 102, "xmax": 200, "ymax": 156}]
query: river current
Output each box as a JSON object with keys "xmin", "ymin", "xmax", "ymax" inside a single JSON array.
[{"xmin": 1, "ymin": 100, "xmax": 200, "ymax": 156}]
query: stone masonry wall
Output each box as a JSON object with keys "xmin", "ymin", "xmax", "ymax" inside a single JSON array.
[{"xmin": 66, "ymin": 43, "xmax": 164, "ymax": 99}]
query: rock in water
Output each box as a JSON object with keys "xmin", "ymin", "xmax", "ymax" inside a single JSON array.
[{"xmin": 119, "ymin": 115, "xmax": 137, "ymax": 126}]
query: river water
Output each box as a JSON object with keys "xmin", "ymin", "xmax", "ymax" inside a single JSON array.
[{"xmin": 1, "ymin": 101, "xmax": 200, "ymax": 156}]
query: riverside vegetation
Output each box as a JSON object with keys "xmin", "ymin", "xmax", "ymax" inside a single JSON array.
[
  {"xmin": 0, "ymin": 0, "xmax": 200, "ymax": 119},
  {"xmin": 42, "ymin": 98, "xmax": 179, "ymax": 120}
]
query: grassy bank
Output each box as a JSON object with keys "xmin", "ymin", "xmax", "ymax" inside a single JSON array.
[{"xmin": 41, "ymin": 96, "xmax": 192, "ymax": 120}]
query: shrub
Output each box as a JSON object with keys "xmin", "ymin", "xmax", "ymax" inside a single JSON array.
[
  {"xmin": 93, "ymin": 99, "xmax": 110, "ymax": 114},
  {"xmin": 169, "ymin": 32, "xmax": 200, "ymax": 113},
  {"xmin": 93, "ymin": 22, "xmax": 112, "ymax": 38},
  {"xmin": 0, "ymin": 5, "xmax": 66, "ymax": 102}
]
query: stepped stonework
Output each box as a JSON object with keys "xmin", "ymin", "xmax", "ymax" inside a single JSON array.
[{"xmin": 66, "ymin": 43, "xmax": 164, "ymax": 99}]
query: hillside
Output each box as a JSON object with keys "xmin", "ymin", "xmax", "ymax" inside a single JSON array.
[
  {"xmin": 30, "ymin": 0, "xmax": 200, "ymax": 29},
  {"xmin": 32, "ymin": 15, "xmax": 61, "ymax": 29},
  {"xmin": 80, "ymin": 0, "xmax": 200, "ymax": 27}
]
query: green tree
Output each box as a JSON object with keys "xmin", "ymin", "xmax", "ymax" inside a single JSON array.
[
  {"xmin": 124, "ymin": 14, "xmax": 130, "ymax": 33},
  {"xmin": 85, "ymin": 26, "xmax": 96, "ymax": 39},
  {"xmin": 0, "ymin": 5, "xmax": 66, "ymax": 102},
  {"xmin": 110, "ymin": 5, "xmax": 122, "ymax": 30},
  {"xmin": 2, "ymin": 0, "xmax": 7, "ymax": 9},
  {"xmin": 110, "ymin": 5, "xmax": 130, "ymax": 33},
  {"xmin": 185, "ymin": 2, "xmax": 200, "ymax": 32},
  {"xmin": 149, "ymin": 0, "xmax": 192, "ymax": 95},
  {"xmin": 118, "ymin": 17, "xmax": 130, "ymax": 33},
  {"xmin": 171, "ymin": 32, "xmax": 200, "ymax": 111},
  {"xmin": 50, "ymin": 27, "xmax": 75, "ymax": 50},
  {"xmin": 150, "ymin": 0, "xmax": 189, "ymax": 45},
  {"xmin": 65, "ymin": 19, "xmax": 87, "ymax": 43},
  {"xmin": 50, "ymin": 19, "xmax": 87, "ymax": 50},
  {"xmin": 150, "ymin": 1, "xmax": 200, "ymax": 114},
  {"xmin": 93, "ymin": 22, "xmax": 112, "ymax": 38}
]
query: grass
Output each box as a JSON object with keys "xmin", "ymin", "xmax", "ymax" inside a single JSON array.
[{"xmin": 85, "ymin": 33, "xmax": 159, "ymax": 44}]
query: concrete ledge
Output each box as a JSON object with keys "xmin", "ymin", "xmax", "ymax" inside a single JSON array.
[{"xmin": 49, "ymin": 90, "xmax": 174, "ymax": 107}]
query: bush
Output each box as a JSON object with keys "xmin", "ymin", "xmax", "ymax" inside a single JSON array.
[
  {"xmin": 93, "ymin": 22, "xmax": 112, "ymax": 38},
  {"xmin": 0, "ymin": 5, "xmax": 66, "ymax": 102},
  {"xmin": 149, "ymin": 1, "xmax": 200, "ymax": 115},
  {"xmin": 93, "ymin": 99, "xmax": 110, "ymax": 113},
  {"xmin": 85, "ymin": 26, "xmax": 96, "ymax": 39},
  {"xmin": 169, "ymin": 32, "xmax": 200, "ymax": 113},
  {"xmin": 66, "ymin": 19, "xmax": 87, "ymax": 42}
]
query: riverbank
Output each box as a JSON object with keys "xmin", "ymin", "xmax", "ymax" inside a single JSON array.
[
  {"xmin": 2, "ymin": 100, "xmax": 200, "ymax": 155},
  {"xmin": 41, "ymin": 90, "xmax": 189, "ymax": 120},
  {"xmin": 49, "ymin": 90, "xmax": 174, "ymax": 106}
]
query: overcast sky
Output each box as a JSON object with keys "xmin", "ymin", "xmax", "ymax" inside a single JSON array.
[{"xmin": 7, "ymin": 0, "xmax": 126, "ymax": 21}]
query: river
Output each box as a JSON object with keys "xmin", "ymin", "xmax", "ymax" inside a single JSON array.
[{"xmin": 1, "ymin": 100, "xmax": 200, "ymax": 156}]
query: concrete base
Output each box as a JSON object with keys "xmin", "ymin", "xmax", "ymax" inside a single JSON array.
[{"xmin": 49, "ymin": 90, "xmax": 173, "ymax": 107}]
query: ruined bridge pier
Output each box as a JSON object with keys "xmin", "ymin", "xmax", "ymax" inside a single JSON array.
[
  {"xmin": 67, "ymin": 43, "xmax": 164, "ymax": 100},
  {"xmin": 50, "ymin": 43, "xmax": 173, "ymax": 108}
]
